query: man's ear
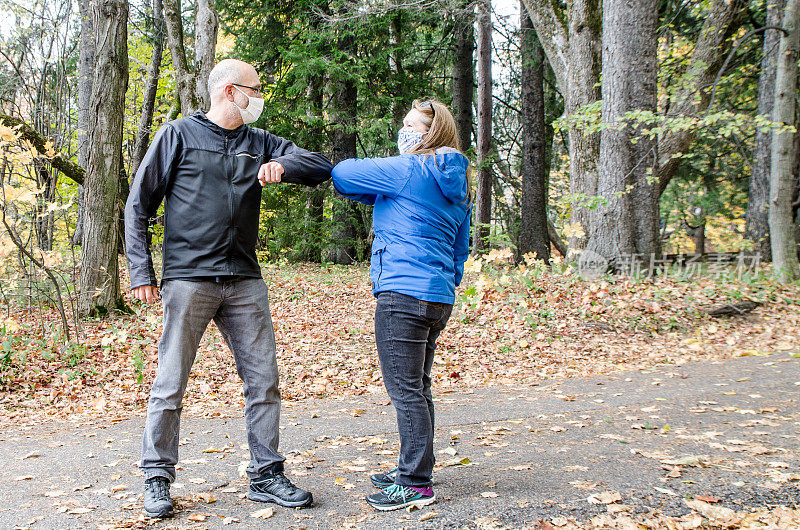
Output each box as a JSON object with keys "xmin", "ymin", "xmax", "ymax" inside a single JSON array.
[{"xmin": 224, "ymin": 84, "xmax": 235, "ymax": 102}]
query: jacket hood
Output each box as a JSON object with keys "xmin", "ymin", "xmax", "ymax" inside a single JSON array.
[{"xmin": 424, "ymin": 147, "xmax": 470, "ymax": 204}]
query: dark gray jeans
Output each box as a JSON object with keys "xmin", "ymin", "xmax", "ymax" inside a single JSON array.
[
  {"xmin": 140, "ymin": 278, "xmax": 284, "ymax": 482},
  {"xmin": 375, "ymin": 291, "xmax": 453, "ymax": 488}
]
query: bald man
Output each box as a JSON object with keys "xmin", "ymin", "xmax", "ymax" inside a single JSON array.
[{"xmin": 125, "ymin": 59, "xmax": 332, "ymax": 518}]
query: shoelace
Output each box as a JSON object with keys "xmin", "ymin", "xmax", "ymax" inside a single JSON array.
[
  {"xmin": 257, "ymin": 472, "xmax": 297, "ymax": 493},
  {"xmin": 383, "ymin": 483, "xmax": 411, "ymax": 502},
  {"xmin": 147, "ymin": 479, "xmax": 169, "ymax": 500}
]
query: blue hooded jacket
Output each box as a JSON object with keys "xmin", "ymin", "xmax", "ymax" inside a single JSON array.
[{"xmin": 332, "ymin": 148, "xmax": 472, "ymax": 304}]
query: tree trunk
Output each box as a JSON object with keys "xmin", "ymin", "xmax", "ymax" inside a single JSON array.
[
  {"xmin": 80, "ymin": 0, "xmax": 129, "ymax": 316},
  {"xmin": 744, "ymin": 0, "xmax": 784, "ymax": 261},
  {"xmin": 587, "ymin": 0, "xmax": 659, "ymax": 262},
  {"xmin": 301, "ymin": 74, "xmax": 326, "ymax": 263},
  {"xmin": 563, "ymin": 0, "xmax": 602, "ymax": 251},
  {"xmin": 452, "ymin": 2, "xmax": 474, "ymax": 153},
  {"xmin": 72, "ymin": 0, "xmax": 95, "ymax": 246},
  {"xmin": 131, "ymin": 0, "xmax": 165, "ymax": 178},
  {"xmin": 523, "ymin": 0, "xmax": 601, "ymax": 251},
  {"xmin": 325, "ymin": 26, "xmax": 359, "ymax": 265},
  {"xmin": 768, "ymin": 0, "xmax": 800, "ymax": 281},
  {"xmin": 518, "ymin": 5, "xmax": 549, "ymax": 263},
  {"xmin": 690, "ymin": 222, "xmax": 706, "ymax": 255},
  {"xmin": 193, "ymin": 0, "xmax": 218, "ymax": 110},
  {"xmin": 162, "ymin": 0, "xmax": 216, "ymax": 115},
  {"xmin": 472, "ymin": 0, "xmax": 492, "ymax": 253}
]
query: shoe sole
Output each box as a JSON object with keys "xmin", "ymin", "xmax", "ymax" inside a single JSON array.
[
  {"xmin": 368, "ymin": 495, "xmax": 436, "ymax": 512},
  {"xmin": 248, "ymin": 490, "xmax": 313, "ymax": 508},
  {"xmin": 143, "ymin": 508, "xmax": 173, "ymax": 519}
]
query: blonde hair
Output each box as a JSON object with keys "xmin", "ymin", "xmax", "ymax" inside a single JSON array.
[
  {"xmin": 407, "ymin": 99, "xmax": 462, "ymax": 155},
  {"xmin": 407, "ymin": 98, "xmax": 473, "ymax": 203}
]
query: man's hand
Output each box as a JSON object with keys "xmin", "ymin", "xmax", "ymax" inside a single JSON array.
[
  {"xmin": 258, "ymin": 161, "xmax": 284, "ymax": 186},
  {"xmin": 133, "ymin": 285, "xmax": 160, "ymax": 303}
]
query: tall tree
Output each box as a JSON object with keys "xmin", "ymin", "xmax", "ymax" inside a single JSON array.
[
  {"xmin": 472, "ymin": 0, "xmax": 492, "ymax": 253},
  {"xmin": 587, "ymin": 0, "xmax": 659, "ymax": 261},
  {"xmin": 452, "ymin": 2, "xmax": 474, "ymax": 153},
  {"xmin": 745, "ymin": 0, "xmax": 785, "ymax": 260},
  {"xmin": 162, "ymin": 0, "xmax": 218, "ymax": 115},
  {"xmin": 518, "ymin": 4, "xmax": 549, "ymax": 263},
  {"xmin": 325, "ymin": 14, "xmax": 360, "ymax": 265},
  {"xmin": 80, "ymin": 0, "xmax": 129, "ymax": 316},
  {"xmin": 72, "ymin": 0, "xmax": 95, "ymax": 245},
  {"xmin": 131, "ymin": 0, "xmax": 165, "ymax": 177},
  {"xmin": 523, "ymin": 0, "xmax": 602, "ymax": 250},
  {"xmin": 769, "ymin": 0, "xmax": 800, "ymax": 281}
]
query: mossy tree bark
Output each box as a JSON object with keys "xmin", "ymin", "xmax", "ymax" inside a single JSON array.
[{"xmin": 80, "ymin": 0, "xmax": 129, "ymax": 316}]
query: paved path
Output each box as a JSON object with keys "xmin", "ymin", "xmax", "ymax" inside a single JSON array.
[{"xmin": 1, "ymin": 353, "xmax": 798, "ymax": 529}]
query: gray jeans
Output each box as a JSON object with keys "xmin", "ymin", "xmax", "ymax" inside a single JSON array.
[{"xmin": 140, "ymin": 278, "xmax": 284, "ymax": 482}]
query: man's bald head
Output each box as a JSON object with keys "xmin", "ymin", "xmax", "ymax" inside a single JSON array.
[{"xmin": 207, "ymin": 59, "xmax": 259, "ymax": 102}]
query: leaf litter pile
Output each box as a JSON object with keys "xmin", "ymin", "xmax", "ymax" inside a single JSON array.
[{"xmin": 1, "ymin": 251, "xmax": 797, "ymax": 429}]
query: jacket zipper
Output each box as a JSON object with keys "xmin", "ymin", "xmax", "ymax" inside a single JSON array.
[{"xmin": 225, "ymin": 136, "xmax": 235, "ymax": 274}]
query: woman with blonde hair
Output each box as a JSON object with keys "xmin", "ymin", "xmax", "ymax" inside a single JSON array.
[{"xmin": 332, "ymin": 99, "xmax": 471, "ymax": 511}]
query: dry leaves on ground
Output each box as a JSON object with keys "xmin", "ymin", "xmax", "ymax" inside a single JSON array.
[{"xmin": 0, "ymin": 258, "xmax": 798, "ymax": 427}]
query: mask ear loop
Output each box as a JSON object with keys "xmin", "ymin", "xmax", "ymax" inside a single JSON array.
[{"xmin": 232, "ymin": 85, "xmax": 250, "ymax": 109}]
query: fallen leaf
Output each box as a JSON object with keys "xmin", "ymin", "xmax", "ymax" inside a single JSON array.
[
  {"xmin": 197, "ymin": 492, "xmax": 216, "ymax": 503},
  {"xmin": 685, "ymin": 499, "xmax": 741, "ymax": 525},
  {"xmin": 187, "ymin": 513, "xmax": 207, "ymax": 522},
  {"xmin": 661, "ymin": 455, "xmax": 706, "ymax": 467},
  {"xmin": 694, "ymin": 495, "xmax": 719, "ymax": 503},
  {"xmin": 443, "ymin": 457, "xmax": 474, "ymax": 467},
  {"xmin": 251, "ymin": 507, "xmax": 274, "ymax": 519},
  {"xmin": 419, "ymin": 511, "xmax": 437, "ymax": 521},
  {"xmin": 569, "ymin": 480, "xmax": 598, "ymax": 491},
  {"xmin": 44, "ymin": 490, "xmax": 67, "ymax": 497},
  {"xmin": 654, "ymin": 486, "xmax": 678, "ymax": 496},
  {"xmin": 587, "ymin": 490, "xmax": 622, "ymax": 504}
]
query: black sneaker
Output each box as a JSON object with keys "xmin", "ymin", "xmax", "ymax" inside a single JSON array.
[
  {"xmin": 143, "ymin": 477, "xmax": 173, "ymax": 518},
  {"xmin": 248, "ymin": 471, "xmax": 313, "ymax": 508},
  {"xmin": 366, "ymin": 484, "xmax": 435, "ymax": 511},
  {"xmin": 370, "ymin": 466, "xmax": 399, "ymax": 489}
]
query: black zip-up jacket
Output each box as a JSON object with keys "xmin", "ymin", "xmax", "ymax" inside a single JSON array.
[{"xmin": 125, "ymin": 111, "xmax": 332, "ymax": 289}]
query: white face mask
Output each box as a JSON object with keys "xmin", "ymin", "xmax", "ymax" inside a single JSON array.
[
  {"xmin": 397, "ymin": 128, "xmax": 426, "ymax": 154},
  {"xmin": 233, "ymin": 86, "xmax": 264, "ymax": 124}
]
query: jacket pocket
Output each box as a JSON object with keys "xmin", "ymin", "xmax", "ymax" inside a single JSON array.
[{"xmin": 370, "ymin": 244, "xmax": 387, "ymax": 289}]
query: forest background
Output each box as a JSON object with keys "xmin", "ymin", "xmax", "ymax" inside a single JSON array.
[{"xmin": 0, "ymin": 0, "xmax": 798, "ymax": 425}]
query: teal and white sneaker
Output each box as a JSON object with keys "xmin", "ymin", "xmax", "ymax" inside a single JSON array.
[
  {"xmin": 366, "ymin": 484, "xmax": 435, "ymax": 511},
  {"xmin": 370, "ymin": 466, "xmax": 398, "ymax": 489}
]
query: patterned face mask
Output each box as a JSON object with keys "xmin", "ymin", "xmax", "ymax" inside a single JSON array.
[{"xmin": 397, "ymin": 128, "xmax": 426, "ymax": 154}]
